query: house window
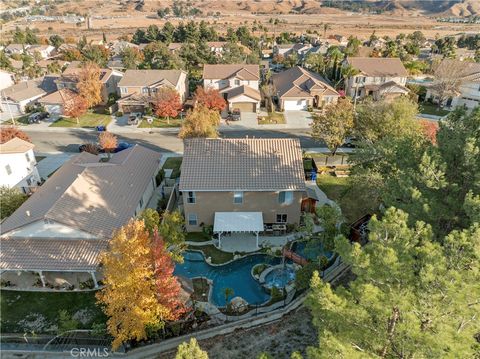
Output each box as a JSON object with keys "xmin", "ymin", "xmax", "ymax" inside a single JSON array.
[
  {"xmin": 234, "ymin": 79, "xmax": 240, "ymax": 86},
  {"xmin": 276, "ymin": 214, "xmax": 288, "ymax": 223},
  {"xmin": 355, "ymin": 76, "xmax": 365, "ymax": 84},
  {"xmin": 187, "ymin": 191, "xmax": 196, "ymax": 204},
  {"xmin": 188, "ymin": 213, "xmax": 198, "ymax": 226},
  {"xmin": 25, "ymin": 152, "xmax": 30, "ymax": 162},
  {"xmin": 142, "ymin": 87, "xmax": 148, "ymax": 94},
  {"xmin": 121, "ymin": 87, "xmax": 127, "ymax": 94},
  {"xmin": 5, "ymin": 164, "xmax": 12, "ymax": 175},
  {"xmin": 278, "ymin": 191, "xmax": 294, "ymax": 205},
  {"xmin": 233, "ymin": 191, "xmax": 243, "ymax": 204}
]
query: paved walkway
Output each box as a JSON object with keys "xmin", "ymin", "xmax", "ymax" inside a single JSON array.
[{"xmin": 36, "ymin": 152, "xmax": 74, "ymax": 179}]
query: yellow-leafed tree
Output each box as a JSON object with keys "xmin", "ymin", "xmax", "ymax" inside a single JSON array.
[
  {"xmin": 96, "ymin": 220, "xmax": 171, "ymax": 350},
  {"xmin": 77, "ymin": 61, "xmax": 102, "ymax": 108}
]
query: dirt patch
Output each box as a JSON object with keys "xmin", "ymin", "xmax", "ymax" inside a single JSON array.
[{"xmin": 162, "ymin": 306, "xmax": 317, "ymax": 359}]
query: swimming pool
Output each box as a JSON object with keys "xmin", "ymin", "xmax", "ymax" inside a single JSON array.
[
  {"xmin": 174, "ymin": 251, "xmax": 282, "ymax": 306},
  {"xmin": 264, "ymin": 266, "xmax": 296, "ymax": 289},
  {"xmin": 291, "ymin": 240, "xmax": 334, "ymax": 261}
]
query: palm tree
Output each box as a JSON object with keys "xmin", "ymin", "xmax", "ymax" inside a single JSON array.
[
  {"xmin": 337, "ymin": 64, "xmax": 360, "ymax": 89},
  {"xmin": 224, "ymin": 287, "xmax": 234, "ymax": 306},
  {"xmin": 323, "ymin": 23, "xmax": 330, "ymax": 38}
]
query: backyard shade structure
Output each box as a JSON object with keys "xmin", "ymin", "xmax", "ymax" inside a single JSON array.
[{"xmin": 213, "ymin": 212, "xmax": 264, "ymax": 248}]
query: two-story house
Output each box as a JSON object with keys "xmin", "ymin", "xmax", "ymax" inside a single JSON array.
[
  {"xmin": 203, "ymin": 64, "xmax": 261, "ymax": 113},
  {"xmin": 55, "ymin": 62, "xmax": 123, "ymax": 106},
  {"xmin": 272, "ymin": 66, "xmax": 340, "ymax": 111},
  {"xmin": 0, "ymin": 145, "xmax": 162, "ymax": 288},
  {"xmin": 344, "ymin": 57, "xmax": 409, "ymax": 101},
  {"xmin": 0, "ymin": 137, "xmax": 41, "ymax": 193},
  {"xmin": 179, "ymin": 138, "xmax": 306, "ymax": 247},
  {"xmin": 426, "ymin": 60, "xmax": 480, "ymax": 110},
  {"xmin": 117, "ymin": 69, "xmax": 189, "ymax": 114}
]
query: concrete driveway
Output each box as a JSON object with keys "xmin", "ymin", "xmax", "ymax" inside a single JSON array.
[
  {"xmin": 284, "ymin": 111, "xmax": 313, "ymax": 129},
  {"xmin": 220, "ymin": 112, "xmax": 258, "ymax": 130}
]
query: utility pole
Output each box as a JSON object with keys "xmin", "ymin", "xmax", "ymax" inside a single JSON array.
[{"xmin": 1, "ymin": 90, "xmax": 16, "ymax": 126}]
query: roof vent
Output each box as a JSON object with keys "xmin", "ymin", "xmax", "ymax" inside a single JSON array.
[
  {"xmin": 130, "ymin": 183, "xmax": 133, "ymax": 187},
  {"xmin": 55, "ymin": 186, "xmax": 61, "ymax": 191},
  {"xmin": 26, "ymin": 210, "xmax": 31, "ymax": 217}
]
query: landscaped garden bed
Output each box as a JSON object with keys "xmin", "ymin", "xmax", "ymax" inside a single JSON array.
[
  {"xmin": 186, "ymin": 232, "xmax": 212, "ymax": 243},
  {"xmin": 189, "ymin": 245, "xmax": 234, "ymax": 265},
  {"xmin": 192, "ymin": 278, "xmax": 210, "ymax": 302},
  {"xmin": 257, "ymin": 112, "xmax": 286, "ymax": 125},
  {"xmin": 50, "ymin": 113, "xmax": 111, "ymax": 128},
  {"xmin": 418, "ymin": 102, "xmax": 450, "ymax": 116}
]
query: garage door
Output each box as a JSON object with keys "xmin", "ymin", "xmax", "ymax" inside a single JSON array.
[
  {"xmin": 284, "ymin": 99, "xmax": 307, "ymax": 111},
  {"xmin": 232, "ymin": 102, "xmax": 256, "ymax": 113},
  {"xmin": 0, "ymin": 102, "xmax": 22, "ymax": 118}
]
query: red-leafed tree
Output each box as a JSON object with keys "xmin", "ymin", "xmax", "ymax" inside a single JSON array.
[
  {"xmin": 0, "ymin": 127, "xmax": 31, "ymax": 144},
  {"xmin": 151, "ymin": 231, "xmax": 187, "ymax": 320},
  {"xmin": 420, "ymin": 119, "xmax": 439, "ymax": 145},
  {"xmin": 194, "ymin": 86, "xmax": 227, "ymax": 112},
  {"xmin": 63, "ymin": 91, "xmax": 88, "ymax": 125},
  {"xmin": 154, "ymin": 88, "xmax": 182, "ymax": 124}
]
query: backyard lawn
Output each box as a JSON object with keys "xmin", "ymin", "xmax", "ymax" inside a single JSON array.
[
  {"xmin": 50, "ymin": 113, "xmax": 111, "ymax": 128},
  {"xmin": 192, "ymin": 245, "xmax": 234, "ymax": 265},
  {"xmin": 418, "ymin": 102, "xmax": 450, "ymax": 117},
  {"xmin": 186, "ymin": 232, "xmax": 212, "ymax": 242},
  {"xmin": 138, "ymin": 117, "xmax": 182, "ymax": 128},
  {"xmin": 162, "ymin": 157, "xmax": 183, "ymax": 179},
  {"xmin": 258, "ymin": 112, "xmax": 286, "ymax": 125},
  {"xmin": 316, "ymin": 174, "xmax": 379, "ymax": 224},
  {"xmin": 0, "ymin": 290, "xmax": 105, "ymax": 333}
]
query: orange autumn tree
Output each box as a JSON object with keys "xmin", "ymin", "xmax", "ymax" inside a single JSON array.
[
  {"xmin": 194, "ymin": 86, "xmax": 226, "ymax": 112},
  {"xmin": 98, "ymin": 131, "xmax": 117, "ymax": 158},
  {"xmin": 63, "ymin": 91, "xmax": 88, "ymax": 125},
  {"xmin": 420, "ymin": 119, "xmax": 439, "ymax": 145},
  {"xmin": 77, "ymin": 61, "xmax": 102, "ymax": 108},
  {"xmin": 97, "ymin": 220, "xmax": 184, "ymax": 351},
  {"xmin": 154, "ymin": 88, "xmax": 182, "ymax": 124},
  {"xmin": 151, "ymin": 231, "xmax": 186, "ymax": 320},
  {"xmin": 0, "ymin": 127, "xmax": 31, "ymax": 144}
]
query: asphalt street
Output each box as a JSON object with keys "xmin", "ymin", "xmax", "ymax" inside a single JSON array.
[{"xmin": 24, "ymin": 128, "xmax": 321, "ymax": 153}]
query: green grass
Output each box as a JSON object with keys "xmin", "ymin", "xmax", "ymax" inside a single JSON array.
[
  {"xmin": 418, "ymin": 103, "xmax": 450, "ymax": 117},
  {"xmin": 258, "ymin": 112, "xmax": 286, "ymax": 125},
  {"xmin": 3, "ymin": 115, "xmax": 30, "ymax": 126},
  {"xmin": 191, "ymin": 245, "xmax": 234, "ymax": 265},
  {"xmin": 317, "ymin": 174, "xmax": 379, "ymax": 224},
  {"xmin": 162, "ymin": 157, "xmax": 183, "ymax": 179},
  {"xmin": 0, "ymin": 290, "xmax": 105, "ymax": 333},
  {"xmin": 186, "ymin": 232, "xmax": 212, "ymax": 242},
  {"xmin": 49, "ymin": 112, "xmax": 111, "ymax": 128},
  {"xmin": 138, "ymin": 117, "xmax": 182, "ymax": 128}
]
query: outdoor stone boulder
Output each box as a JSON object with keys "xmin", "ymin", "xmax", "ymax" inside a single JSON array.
[{"xmin": 230, "ymin": 296, "xmax": 249, "ymax": 313}]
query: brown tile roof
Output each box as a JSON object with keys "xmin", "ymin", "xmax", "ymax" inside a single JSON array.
[
  {"xmin": 38, "ymin": 88, "xmax": 76, "ymax": 105},
  {"xmin": 118, "ymin": 69, "xmax": 185, "ymax": 88},
  {"xmin": 61, "ymin": 63, "xmax": 115, "ymax": 84},
  {"xmin": 2, "ymin": 77, "xmax": 57, "ymax": 102},
  {"xmin": 179, "ymin": 138, "xmax": 306, "ymax": 191},
  {"xmin": 1, "ymin": 145, "xmax": 161, "ymax": 237},
  {"xmin": 437, "ymin": 59, "xmax": 480, "ymax": 83},
  {"xmin": 203, "ymin": 64, "xmax": 259, "ymax": 80},
  {"xmin": 225, "ymin": 85, "xmax": 261, "ymax": 101},
  {"xmin": 0, "ymin": 137, "xmax": 35, "ymax": 154},
  {"xmin": 0, "ymin": 237, "xmax": 107, "ymax": 271},
  {"xmin": 272, "ymin": 66, "xmax": 338, "ymax": 99},
  {"xmin": 347, "ymin": 57, "xmax": 408, "ymax": 77}
]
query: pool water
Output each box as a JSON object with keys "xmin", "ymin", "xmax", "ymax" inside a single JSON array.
[
  {"xmin": 292, "ymin": 241, "xmax": 334, "ymax": 261},
  {"xmin": 174, "ymin": 251, "xmax": 281, "ymax": 306},
  {"xmin": 264, "ymin": 266, "xmax": 296, "ymax": 289}
]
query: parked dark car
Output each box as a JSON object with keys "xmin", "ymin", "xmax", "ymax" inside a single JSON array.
[
  {"xmin": 228, "ymin": 108, "xmax": 241, "ymax": 121},
  {"xmin": 28, "ymin": 112, "xmax": 49, "ymax": 124},
  {"xmin": 79, "ymin": 142, "xmax": 133, "ymax": 153},
  {"xmin": 96, "ymin": 125, "xmax": 106, "ymax": 132}
]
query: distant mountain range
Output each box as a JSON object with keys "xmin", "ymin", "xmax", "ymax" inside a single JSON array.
[{"xmin": 192, "ymin": 0, "xmax": 480, "ymax": 17}]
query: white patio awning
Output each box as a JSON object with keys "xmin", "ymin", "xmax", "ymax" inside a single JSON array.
[{"xmin": 213, "ymin": 212, "xmax": 264, "ymax": 233}]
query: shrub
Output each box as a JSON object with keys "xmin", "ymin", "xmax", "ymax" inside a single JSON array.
[
  {"xmin": 57, "ymin": 310, "xmax": 79, "ymax": 335},
  {"xmin": 295, "ymin": 262, "xmax": 321, "ymax": 290},
  {"xmin": 115, "ymin": 111, "xmax": 123, "ymax": 117},
  {"xmin": 155, "ymin": 169, "xmax": 165, "ymax": 186},
  {"xmin": 270, "ymin": 286, "xmax": 283, "ymax": 302}
]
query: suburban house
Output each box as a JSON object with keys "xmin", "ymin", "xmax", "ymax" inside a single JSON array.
[
  {"xmin": 271, "ymin": 66, "xmax": 340, "ymax": 111},
  {"xmin": 179, "ymin": 138, "xmax": 306, "ymax": 246},
  {"xmin": 0, "ymin": 137, "xmax": 41, "ymax": 193},
  {"xmin": 273, "ymin": 43, "xmax": 312, "ymax": 58},
  {"xmin": 0, "ymin": 76, "xmax": 58, "ymax": 118},
  {"xmin": 37, "ymin": 88, "xmax": 77, "ymax": 116},
  {"xmin": 0, "ymin": 70, "xmax": 15, "ymax": 91},
  {"xmin": 55, "ymin": 62, "xmax": 124, "ymax": 105},
  {"xmin": 0, "ymin": 145, "xmax": 162, "ymax": 287},
  {"xmin": 117, "ymin": 69, "xmax": 189, "ymax": 114},
  {"xmin": 203, "ymin": 64, "xmax": 261, "ymax": 113},
  {"xmin": 425, "ymin": 60, "xmax": 480, "ymax": 110},
  {"xmin": 4, "ymin": 43, "xmax": 30, "ymax": 55},
  {"xmin": 26, "ymin": 45, "xmax": 56, "ymax": 59},
  {"xmin": 344, "ymin": 57, "xmax": 409, "ymax": 100}
]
